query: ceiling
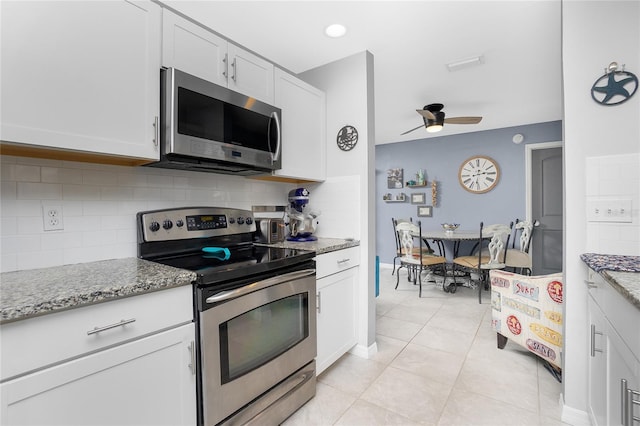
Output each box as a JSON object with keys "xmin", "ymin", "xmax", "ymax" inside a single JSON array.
[{"xmin": 163, "ymin": 0, "xmax": 563, "ymax": 145}]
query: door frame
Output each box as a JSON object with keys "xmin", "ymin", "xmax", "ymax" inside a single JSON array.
[{"xmin": 525, "ymin": 141, "xmax": 563, "ymax": 222}]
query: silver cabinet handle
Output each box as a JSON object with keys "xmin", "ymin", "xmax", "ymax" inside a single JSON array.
[
  {"xmin": 337, "ymin": 258, "xmax": 351, "ymax": 264},
  {"xmin": 206, "ymin": 269, "xmax": 316, "ymax": 304},
  {"xmin": 622, "ymin": 379, "xmax": 640, "ymax": 426},
  {"xmin": 87, "ymin": 318, "xmax": 136, "ymax": 335},
  {"xmin": 153, "ymin": 116, "xmax": 159, "ymax": 146},
  {"xmin": 231, "ymin": 57, "xmax": 237, "ymax": 82},
  {"xmin": 316, "ymin": 291, "xmax": 321, "ymax": 314},
  {"xmin": 590, "ymin": 324, "xmax": 603, "ymax": 357},
  {"xmin": 188, "ymin": 340, "xmax": 196, "ymax": 376},
  {"xmin": 223, "ymin": 53, "xmax": 228, "ymax": 79},
  {"xmin": 585, "ymin": 279, "xmax": 597, "ymax": 289}
]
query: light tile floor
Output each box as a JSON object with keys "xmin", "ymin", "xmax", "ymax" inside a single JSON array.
[{"xmin": 284, "ymin": 267, "xmax": 569, "ymax": 426}]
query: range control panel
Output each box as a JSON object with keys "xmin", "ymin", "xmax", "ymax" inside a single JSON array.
[{"xmin": 137, "ymin": 207, "xmax": 256, "ymax": 242}]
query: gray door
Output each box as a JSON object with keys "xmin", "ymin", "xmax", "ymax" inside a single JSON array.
[{"xmin": 531, "ymin": 147, "xmax": 563, "ymax": 274}]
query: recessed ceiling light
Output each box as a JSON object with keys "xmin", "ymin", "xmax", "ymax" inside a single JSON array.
[{"xmin": 325, "ymin": 24, "xmax": 346, "ymax": 38}]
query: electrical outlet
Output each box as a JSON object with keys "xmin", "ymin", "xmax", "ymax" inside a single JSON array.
[{"xmin": 43, "ymin": 204, "xmax": 64, "ymax": 231}]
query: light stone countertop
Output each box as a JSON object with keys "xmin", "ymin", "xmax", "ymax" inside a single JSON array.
[
  {"xmin": 0, "ymin": 238, "xmax": 358, "ymax": 324},
  {"xmin": 581, "ymin": 253, "xmax": 640, "ymax": 310},
  {"xmin": 0, "ymin": 258, "xmax": 196, "ymax": 324},
  {"xmin": 257, "ymin": 237, "xmax": 360, "ymax": 254}
]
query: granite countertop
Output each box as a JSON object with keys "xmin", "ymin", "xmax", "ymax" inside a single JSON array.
[
  {"xmin": 0, "ymin": 258, "xmax": 196, "ymax": 324},
  {"xmin": 257, "ymin": 237, "xmax": 360, "ymax": 254},
  {"xmin": 0, "ymin": 238, "xmax": 357, "ymax": 324},
  {"xmin": 581, "ymin": 253, "xmax": 640, "ymax": 310}
]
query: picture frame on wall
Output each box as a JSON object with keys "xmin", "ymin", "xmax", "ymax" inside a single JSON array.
[
  {"xmin": 417, "ymin": 205, "xmax": 433, "ymax": 217},
  {"xmin": 410, "ymin": 193, "xmax": 426, "ymax": 204},
  {"xmin": 387, "ymin": 168, "xmax": 404, "ymax": 189}
]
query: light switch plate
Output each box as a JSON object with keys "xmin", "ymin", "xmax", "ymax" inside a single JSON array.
[{"xmin": 586, "ymin": 198, "xmax": 632, "ymax": 223}]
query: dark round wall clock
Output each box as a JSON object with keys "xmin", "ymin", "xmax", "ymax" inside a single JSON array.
[{"xmin": 336, "ymin": 125, "xmax": 358, "ymax": 151}]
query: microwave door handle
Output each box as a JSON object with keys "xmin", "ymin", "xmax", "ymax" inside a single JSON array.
[
  {"xmin": 270, "ymin": 111, "xmax": 281, "ymax": 164},
  {"xmin": 205, "ymin": 269, "xmax": 315, "ymax": 304}
]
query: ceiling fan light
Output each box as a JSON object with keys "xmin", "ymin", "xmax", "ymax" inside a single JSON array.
[{"xmin": 426, "ymin": 124, "xmax": 443, "ymax": 133}]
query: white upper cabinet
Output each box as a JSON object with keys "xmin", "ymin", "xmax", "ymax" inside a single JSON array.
[
  {"xmin": 162, "ymin": 9, "xmax": 274, "ymax": 104},
  {"xmin": 0, "ymin": 0, "xmax": 161, "ymax": 162},
  {"xmin": 273, "ymin": 68, "xmax": 326, "ymax": 182}
]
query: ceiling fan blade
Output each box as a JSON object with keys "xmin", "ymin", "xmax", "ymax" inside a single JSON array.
[
  {"xmin": 443, "ymin": 116, "xmax": 483, "ymax": 124},
  {"xmin": 400, "ymin": 124, "xmax": 425, "ymax": 135},
  {"xmin": 416, "ymin": 109, "xmax": 436, "ymax": 120}
]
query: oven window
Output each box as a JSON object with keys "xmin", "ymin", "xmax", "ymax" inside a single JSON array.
[{"xmin": 219, "ymin": 294, "xmax": 308, "ymax": 384}]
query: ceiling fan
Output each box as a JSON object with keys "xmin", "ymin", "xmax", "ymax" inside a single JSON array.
[{"xmin": 401, "ymin": 103, "xmax": 482, "ymax": 135}]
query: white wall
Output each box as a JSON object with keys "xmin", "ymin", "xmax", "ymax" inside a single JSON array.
[
  {"xmin": 0, "ymin": 155, "xmax": 291, "ymax": 273},
  {"xmin": 301, "ymin": 51, "xmax": 378, "ymax": 353},
  {"xmin": 562, "ymin": 1, "xmax": 640, "ymax": 422}
]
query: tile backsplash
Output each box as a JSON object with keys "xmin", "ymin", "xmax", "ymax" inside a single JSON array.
[
  {"xmin": 0, "ymin": 155, "xmax": 291, "ymax": 272},
  {"xmin": 585, "ymin": 153, "xmax": 640, "ymax": 255}
]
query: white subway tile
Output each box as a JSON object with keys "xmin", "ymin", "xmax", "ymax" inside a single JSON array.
[
  {"xmin": 41, "ymin": 231, "xmax": 83, "ymax": 250},
  {"xmin": 63, "ymin": 184, "xmax": 101, "ymax": 200},
  {"xmin": 17, "ymin": 216, "xmax": 45, "ymax": 235},
  {"xmin": 1, "ymin": 234, "xmax": 41, "ymax": 254},
  {"xmin": 17, "ymin": 250, "xmax": 64, "ymax": 270},
  {"xmin": 133, "ymin": 187, "xmax": 163, "ymax": 200},
  {"xmin": 14, "ymin": 164, "xmax": 41, "ymax": 182},
  {"xmin": 82, "ymin": 230, "xmax": 118, "ymax": 247},
  {"xmin": 117, "ymin": 172, "xmax": 148, "ymax": 187},
  {"xmin": 1, "ymin": 181, "xmax": 17, "ymax": 201},
  {"xmin": 1, "ymin": 217, "xmax": 17, "ymax": 236},
  {"xmin": 17, "ymin": 182, "xmax": 62, "ymax": 200},
  {"xmin": 41, "ymin": 167, "xmax": 83, "ymax": 184},
  {"xmin": 1, "ymin": 164, "xmax": 16, "ymax": 181},
  {"xmin": 82, "ymin": 169, "xmax": 119, "ymax": 186},
  {"xmin": 1, "ymin": 254, "xmax": 17, "ymax": 273},
  {"xmin": 100, "ymin": 215, "xmax": 135, "ymax": 230}
]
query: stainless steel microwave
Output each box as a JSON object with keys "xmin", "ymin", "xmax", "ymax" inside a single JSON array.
[{"xmin": 146, "ymin": 67, "xmax": 281, "ymax": 175}]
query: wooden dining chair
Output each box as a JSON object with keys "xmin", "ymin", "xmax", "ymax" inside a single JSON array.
[
  {"xmin": 504, "ymin": 219, "xmax": 538, "ymax": 275},
  {"xmin": 395, "ymin": 220, "xmax": 446, "ymax": 297},
  {"xmin": 451, "ymin": 222, "xmax": 512, "ymax": 303}
]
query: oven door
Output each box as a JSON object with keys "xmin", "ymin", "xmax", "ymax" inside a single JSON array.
[{"xmin": 198, "ymin": 269, "xmax": 316, "ymax": 425}]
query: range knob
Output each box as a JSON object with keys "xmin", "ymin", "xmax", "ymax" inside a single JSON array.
[
  {"xmin": 237, "ymin": 217, "xmax": 245, "ymax": 225},
  {"xmin": 149, "ymin": 221, "xmax": 160, "ymax": 232},
  {"xmin": 163, "ymin": 219, "xmax": 173, "ymax": 230},
  {"xmin": 245, "ymin": 217, "xmax": 253, "ymax": 225},
  {"xmin": 176, "ymin": 219, "xmax": 184, "ymax": 228},
  {"xmin": 229, "ymin": 217, "xmax": 235, "ymax": 224}
]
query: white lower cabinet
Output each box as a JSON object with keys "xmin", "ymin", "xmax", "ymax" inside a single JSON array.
[
  {"xmin": 0, "ymin": 286, "xmax": 196, "ymax": 426},
  {"xmin": 587, "ymin": 269, "xmax": 640, "ymax": 426},
  {"xmin": 315, "ymin": 247, "xmax": 359, "ymax": 374}
]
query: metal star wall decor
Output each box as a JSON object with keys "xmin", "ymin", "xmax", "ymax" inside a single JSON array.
[{"xmin": 591, "ymin": 62, "xmax": 638, "ymax": 106}]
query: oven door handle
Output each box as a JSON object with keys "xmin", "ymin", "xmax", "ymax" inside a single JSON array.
[{"xmin": 205, "ymin": 269, "xmax": 316, "ymax": 304}]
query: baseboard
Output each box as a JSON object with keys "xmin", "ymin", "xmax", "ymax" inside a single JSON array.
[
  {"xmin": 349, "ymin": 341, "xmax": 378, "ymax": 359},
  {"xmin": 560, "ymin": 394, "xmax": 591, "ymax": 425},
  {"xmin": 379, "ymin": 262, "xmax": 394, "ymax": 270}
]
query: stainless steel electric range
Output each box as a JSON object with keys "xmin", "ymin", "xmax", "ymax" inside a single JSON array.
[{"xmin": 137, "ymin": 207, "xmax": 317, "ymax": 426}]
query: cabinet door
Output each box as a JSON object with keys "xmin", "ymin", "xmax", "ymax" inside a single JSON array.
[
  {"xmin": 162, "ymin": 9, "xmax": 228, "ymax": 86},
  {"xmin": 607, "ymin": 324, "xmax": 640, "ymax": 426},
  {"xmin": 228, "ymin": 43, "xmax": 275, "ymax": 104},
  {"xmin": 1, "ymin": 1, "xmax": 161, "ymax": 161},
  {"xmin": 316, "ymin": 267, "xmax": 357, "ymax": 374},
  {"xmin": 0, "ymin": 324, "xmax": 196, "ymax": 426},
  {"xmin": 589, "ymin": 296, "xmax": 608, "ymax": 426},
  {"xmin": 274, "ymin": 68, "xmax": 326, "ymax": 181}
]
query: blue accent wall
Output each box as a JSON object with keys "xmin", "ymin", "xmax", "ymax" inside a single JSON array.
[{"xmin": 376, "ymin": 120, "xmax": 562, "ymax": 265}]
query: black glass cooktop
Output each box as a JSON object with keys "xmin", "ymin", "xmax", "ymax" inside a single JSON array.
[{"xmin": 152, "ymin": 244, "xmax": 315, "ymax": 286}]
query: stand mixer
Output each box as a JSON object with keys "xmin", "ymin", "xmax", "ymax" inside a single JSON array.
[{"xmin": 286, "ymin": 188, "xmax": 320, "ymax": 241}]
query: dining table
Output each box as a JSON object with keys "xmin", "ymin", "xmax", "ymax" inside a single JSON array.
[{"xmin": 419, "ymin": 229, "xmax": 493, "ymax": 259}]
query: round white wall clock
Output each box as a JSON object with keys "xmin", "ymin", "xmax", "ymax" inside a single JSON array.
[{"xmin": 458, "ymin": 155, "xmax": 500, "ymax": 193}]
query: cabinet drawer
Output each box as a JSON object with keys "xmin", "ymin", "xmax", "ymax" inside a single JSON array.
[
  {"xmin": 316, "ymin": 246, "xmax": 360, "ymax": 279},
  {"xmin": 1, "ymin": 286, "xmax": 193, "ymax": 381}
]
